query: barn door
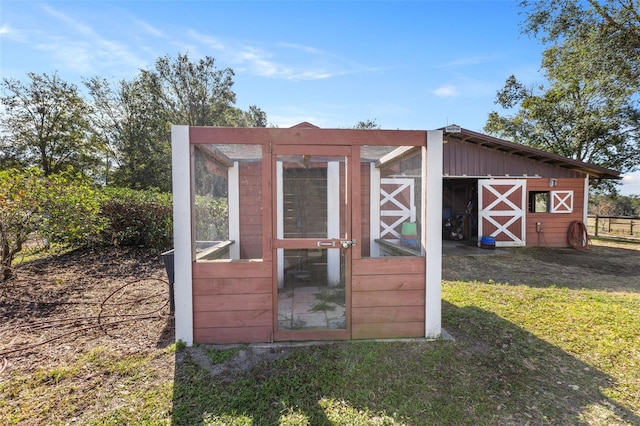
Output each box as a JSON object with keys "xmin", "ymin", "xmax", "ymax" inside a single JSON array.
[{"xmin": 478, "ymin": 179, "xmax": 526, "ymax": 247}]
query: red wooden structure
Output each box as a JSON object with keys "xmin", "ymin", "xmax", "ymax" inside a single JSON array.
[{"xmin": 171, "ymin": 123, "xmax": 443, "ymax": 345}]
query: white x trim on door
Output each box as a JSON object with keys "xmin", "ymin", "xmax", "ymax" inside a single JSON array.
[{"xmin": 478, "ymin": 179, "xmax": 526, "ymax": 247}]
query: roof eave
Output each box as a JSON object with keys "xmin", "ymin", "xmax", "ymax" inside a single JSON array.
[{"xmin": 441, "ymin": 127, "xmax": 621, "ymax": 180}]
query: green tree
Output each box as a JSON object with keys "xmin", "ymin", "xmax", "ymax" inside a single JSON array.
[
  {"xmin": 354, "ymin": 119, "xmax": 380, "ymax": 129},
  {"xmin": 145, "ymin": 53, "xmax": 267, "ymax": 127},
  {"xmin": 87, "ymin": 53, "xmax": 267, "ymax": 191},
  {"xmin": 520, "ymin": 0, "xmax": 640, "ymax": 85},
  {"xmin": 0, "ymin": 72, "xmax": 99, "ymax": 176},
  {"xmin": 85, "ymin": 76, "xmax": 171, "ymax": 190},
  {"xmin": 0, "ymin": 168, "xmax": 102, "ymax": 281},
  {"xmin": 485, "ymin": 1, "xmax": 640, "ymax": 189}
]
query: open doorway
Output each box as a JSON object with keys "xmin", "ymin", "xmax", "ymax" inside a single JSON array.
[{"xmin": 442, "ymin": 178, "xmax": 478, "ymax": 243}]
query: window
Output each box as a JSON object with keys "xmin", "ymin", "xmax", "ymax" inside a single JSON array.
[
  {"xmin": 192, "ymin": 144, "xmax": 263, "ymax": 261},
  {"xmin": 362, "ymin": 145, "xmax": 423, "ymax": 257},
  {"xmin": 529, "ymin": 191, "xmax": 549, "ymax": 213}
]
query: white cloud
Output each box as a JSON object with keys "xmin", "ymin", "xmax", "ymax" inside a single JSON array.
[
  {"xmin": 620, "ymin": 171, "xmax": 640, "ymax": 196},
  {"xmin": 32, "ymin": 5, "xmax": 148, "ymax": 75},
  {"xmin": 433, "ymin": 85, "xmax": 459, "ymax": 97}
]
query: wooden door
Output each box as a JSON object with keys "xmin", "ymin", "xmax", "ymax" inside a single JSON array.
[
  {"xmin": 272, "ymin": 145, "xmax": 353, "ymax": 341},
  {"xmin": 478, "ymin": 179, "xmax": 526, "ymax": 247}
]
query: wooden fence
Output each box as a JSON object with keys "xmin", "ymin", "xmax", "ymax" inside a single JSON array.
[{"xmin": 587, "ymin": 215, "xmax": 640, "ymax": 238}]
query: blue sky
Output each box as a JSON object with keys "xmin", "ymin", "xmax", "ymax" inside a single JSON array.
[{"xmin": 1, "ymin": 0, "xmax": 638, "ymax": 194}]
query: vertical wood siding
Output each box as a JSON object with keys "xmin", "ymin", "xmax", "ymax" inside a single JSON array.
[
  {"xmin": 444, "ymin": 139, "xmax": 584, "ymax": 178},
  {"xmin": 239, "ymin": 162, "xmax": 263, "ymax": 259}
]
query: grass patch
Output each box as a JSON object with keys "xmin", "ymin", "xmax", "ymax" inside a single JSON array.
[
  {"xmin": 4, "ymin": 281, "xmax": 638, "ymax": 424},
  {"xmin": 2, "ymin": 242, "xmax": 638, "ymax": 425},
  {"xmin": 170, "ymin": 282, "xmax": 639, "ymax": 425},
  {"xmin": 207, "ymin": 346, "xmax": 244, "ymax": 365},
  {"xmin": 0, "ymin": 347, "xmax": 174, "ymax": 425}
]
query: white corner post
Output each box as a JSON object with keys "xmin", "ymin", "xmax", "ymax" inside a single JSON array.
[
  {"xmin": 276, "ymin": 161, "xmax": 285, "ymax": 288},
  {"xmin": 228, "ymin": 162, "xmax": 240, "ymax": 260},
  {"xmin": 583, "ymin": 175, "xmax": 590, "ymax": 225},
  {"xmin": 369, "ymin": 162, "xmax": 381, "ymax": 257},
  {"xmin": 425, "ymin": 130, "xmax": 443, "ymax": 338},
  {"xmin": 171, "ymin": 125, "xmax": 194, "ymax": 346},
  {"xmin": 327, "ymin": 161, "xmax": 340, "ymax": 286}
]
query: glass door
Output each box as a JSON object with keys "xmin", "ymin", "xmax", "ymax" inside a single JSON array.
[{"xmin": 273, "ymin": 146, "xmax": 352, "ymax": 340}]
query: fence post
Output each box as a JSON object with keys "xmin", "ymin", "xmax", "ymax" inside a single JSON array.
[
  {"xmin": 594, "ymin": 215, "xmax": 599, "ymax": 237},
  {"xmin": 631, "ymin": 220, "xmax": 635, "ymax": 236}
]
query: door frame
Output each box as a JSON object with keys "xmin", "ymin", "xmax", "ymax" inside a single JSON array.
[
  {"xmin": 271, "ymin": 144, "xmax": 353, "ymax": 341},
  {"xmin": 478, "ymin": 179, "xmax": 526, "ymax": 247}
]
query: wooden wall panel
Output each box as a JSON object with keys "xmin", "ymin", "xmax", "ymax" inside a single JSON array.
[
  {"xmin": 239, "ymin": 162, "xmax": 263, "ymax": 259},
  {"xmin": 194, "ymin": 293, "xmax": 272, "ymax": 312},
  {"xmin": 193, "ymin": 260, "xmax": 271, "ymax": 279},
  {"xmin": 351, "ymin": 258, "xmax": 426, "ymax": 339},
  {"xmin": 352, "ymin": 290, "xmax": 425, "ymax": 308},
  {"xmin": 194, "ymin": 326, "xmax": 272, "ymax": 344},
  {"xmin": 352, "ymin": 322, "xmax": 425, "ymax": 340},
  {"xmin": 193, "ymin": 277, "xmax": 270, "ymax": 295},
  {"xmin": 192, "ymin": 260, "xmax": 272, "ymax": 344},
  {"xmin": 352, "ymin": 257, "xmax": 425, "ymax": 276},
  {"xmin": 352, "ymin": 306, "xmax": 424, "ymax": 323},
  {"xmin": 194, "ymin": 309, "xmax": 271, "ymax": 328},
  {"xmin": 352, "ymin": 274, "xmax": 423, "ymax": 291},
  {"xmin": 525, "ymin": 178, "xmax": 585, "ymax": 247}
]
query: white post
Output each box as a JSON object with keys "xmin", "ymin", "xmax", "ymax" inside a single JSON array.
[
  {"xmin": 228, "ymin": 162, "xmax": 240, "ymax": 260},
  {"xmin": 583, "ymin": 175, "xmax": 589, "ymax": 225},
  {"xmin": 425, "ymin": 130, "xmax": 443, "ymax": 338},
  {"xmin": 276, "ymin": 162, "xmax": 284, "ymax": 288},
  {"xmin": 369, "ymin": 163, "xmax": 381, "ymax": 257},
  {"xmin": 171, "ymin": 125, "xmax": 194, "ymax": 346},
  {"xmin": 327, "ymin": 161, "xmax": 340, "ymax": 286}
]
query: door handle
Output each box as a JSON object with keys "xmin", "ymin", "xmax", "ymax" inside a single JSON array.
[
  {"xmin": 340, "ymin": 239, "xmax": 357, "ymax": 248},
  {"xmin": 317, "ymin": 241, "xmax": 336, "ymax": 247}
]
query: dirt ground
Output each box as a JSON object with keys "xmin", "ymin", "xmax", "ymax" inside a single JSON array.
[
  {"xmin": 442, "ymin": 238, "xmax": 640, "ymax": 293},
  {"xmin": 0, "ymin": 247, "xmax": 174, "ymax": 374},
  {"xmin": 0, "ymin": 239, "xmax": 638, "ymax": 422}
]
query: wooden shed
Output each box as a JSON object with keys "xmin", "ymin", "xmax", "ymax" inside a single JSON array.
[
  {"xmin": 440, "ymin": 127, "xmax": 620, "ymax": 248},
  {"xmin": 171, "ymin": 123, "xmax": 444, "ymax": 345}
]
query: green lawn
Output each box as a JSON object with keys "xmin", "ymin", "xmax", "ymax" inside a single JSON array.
[
  {"xmin": 165, "ymin": 282, "xmax": 639, "ymax": 425},
  {"xmin": 2, "ymin": 250, "xmax": 639, "ymax": 425}
]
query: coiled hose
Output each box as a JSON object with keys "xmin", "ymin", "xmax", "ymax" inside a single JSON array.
[{"xmin": 567, "ymin": 220, "xmax": 590, "ymax": 251}]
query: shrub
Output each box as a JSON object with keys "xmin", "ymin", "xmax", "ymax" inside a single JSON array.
[
  {"xmin": 100, "ymin": 188, "xmax": 173, "ymax": 253},
  {"xmin": 193, "ymin": 194, "xmax": 228, "ymax": 242},
  {"xmin": 0, "ymin": 168, "xmax": 103, "ymax": 280}
]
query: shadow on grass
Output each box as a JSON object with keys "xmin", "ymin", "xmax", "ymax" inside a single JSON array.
[
  {"xmin": 170, "ymin": 302, "xmax": 639, "ymax": 425},
  {"xmin": 443, "ymin": 244, "xmax": 640, "ymax": 293}
]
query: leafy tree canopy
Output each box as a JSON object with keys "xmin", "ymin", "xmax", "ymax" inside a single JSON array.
[
  {"xmin": 486, "ymin": 0, "xmax": 640, "ymax": 191},
  {"xmin": 86, "ymin": 53, "xmax": 267, "ymax": 191},
  {"xmin": 0, "ymin": 72, "xmax": 100, "ymax": 177}
]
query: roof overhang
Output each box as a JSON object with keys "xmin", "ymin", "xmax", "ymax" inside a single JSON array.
[{"xmin": 441, "ymin": 127, "xmax": 621, "ymax": 180}]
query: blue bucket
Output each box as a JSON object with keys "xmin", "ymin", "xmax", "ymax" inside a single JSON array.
[{"xmin": 479, "ymin": 235, "xmax": 496, "ymax": 249}]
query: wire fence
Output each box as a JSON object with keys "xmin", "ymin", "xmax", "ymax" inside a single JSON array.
[{"xmin": 587, "ymin": 215, "xmax": 640, "ymax": 239}]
